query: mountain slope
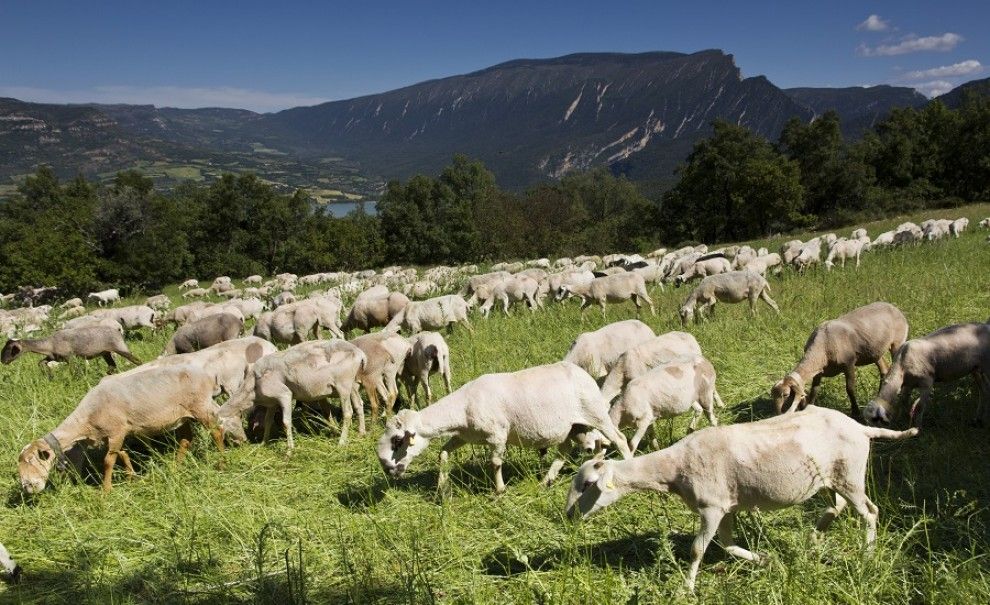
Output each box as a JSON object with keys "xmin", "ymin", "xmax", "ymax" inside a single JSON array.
[
  {"xmin": 259, "ymin": 50, "xmax": 814, "ymax": 186},
  {"xmin": 784, "ymin": 85, "xmax": 927, "ymax": 137},
  {"xmin": 938, "ymin": 77, "xmax": 990, "ymax": 108}
]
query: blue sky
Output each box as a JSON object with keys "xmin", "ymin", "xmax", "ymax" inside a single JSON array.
[{"xmin": 0, "ymin": 0, "xmax": 986, "ymax": 112}]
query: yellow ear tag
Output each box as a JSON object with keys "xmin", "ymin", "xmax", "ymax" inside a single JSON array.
[
  {"xmin": 605, "ymin": 480, "xmax": 615, "ymax": 491},
  {"xmin": 408, "ymin": 436, "xmax": 416, "ymax": 445}
]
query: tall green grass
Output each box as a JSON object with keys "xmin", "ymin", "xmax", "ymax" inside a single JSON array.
[{"xmin": 0, "ymin": 205, "xmax": 988, "ymax": 603}]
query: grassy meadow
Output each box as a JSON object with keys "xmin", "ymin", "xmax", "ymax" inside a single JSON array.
[{"xmin": 0, "ymin": 204, "xmax": 989, "ymax": 604}]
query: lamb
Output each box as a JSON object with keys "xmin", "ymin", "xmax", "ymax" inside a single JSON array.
[
  {"xmin": 163, "ymin": 312, "xmax": 243, "ymax": 356},
  {"xmin": 144, "ymin": 294, "xmax": 171, "ymax": 310},
  {"xmin": 87, "ymin": 288, "xmax": 120, "ymax": 306},
  {"xmin": 771, "ymin": 302, "xmax": 908, "ymax": 418},
  {"xmin": 342, "ymin": 291, "xmax": 409, "ymax": 333},
  {"xmin": 563, "ymin": 319, "xmax": 655, "ymax": 379},
  {"xmin": 824, "ymin": 238, "xmax": 867, "ymax": 270},
  {"xmin": 864, "ymin": 322, "xmax": 990, "ymax": 427},
  {"xmin": 556, "ymin": 272, "xmax": 655, "ymax": 317},
  {"xmin": 679, "ymin": 271, "xmax": 779, "ymax": 326},
  {"xmin": 17, "ymin": 365, "xmax": 225, "ymax": 493},
  {"xmin": 1, "ymin": 325, "xmax": 141, "ymax": 373},
  {"xmin": 179, "ymin": 279, "xmax": 199, "ymax": 290},
  {"xmin": 674, "ymin": 255, "xmax": 732, "ymax": 285},
  {"xmin": 385, "ymin": 295, "xmax": 473, "ymax": 334},
  {"xmin": 183, "ymin": 287, "xmax": 209, "ymax": 299},
  {"xmin": 599, "ymin": 331, "xmax": 703, "ymax": 403},
  {"xmin": 223, "ymin": 340, "xmax": 367, "ymax": 449},
  {"xmin": 566, "ymin": 406, "xmax": 918, "ymax": 592},
  {"xmin": 608, "ymin": 355, "xmax": 725, "ymax": 452},
  {"xmin": 243, "ymin": 275, "xmax": 263, "ymax": 285},
  {"xmin": 351, "ymin": 331, "xmax": 412, "ymax": 420},
  {"xmin": 400, "ymin": 331, "xmax": 453, "ymax": 407},
  {"xmin": 377, "ymin": 362, "xmax": 632, "ymax": 492}
]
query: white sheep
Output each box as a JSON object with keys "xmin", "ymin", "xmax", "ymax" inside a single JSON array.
[
  {"xmin": 557, "ymin": 272, "xmax": 655, "ymax": 317},
  {"xmin": 145, "ymin": 294, "xmax": 171, "ymax": 310},
  {"xmin": 979, "ymin": 218, "xmax": 990, "ymax": 229},
  {"xmin": 851, "ymin": 228, "xmax": 868, "ymax": 240},
  {"xmin": 772, "ymin": 302, "xmax": 908, "ymax": 417},
  {"xmin": 674, "ymin": 255, "xmax": 732, "ymax": 285},
  {"xmin": 563, "ymin": 319, "xmax": 655, "ymax": 379},
  {"xmin": 351, "ymin": 331, "xmax": 411, "ymax": 420},
  {"xmin": 87, "ymin": 288, "xmax": 120, "ymax": 307},
  {"xmin": 792, "ymin": 238, "xmax": 823, "ymax": 271},
  {"xmin": 377, "ymin": 362, "xmax": 632, "ymax": 492},
  {"xmin": 950, "ymin": 217, "xmax": 969, "ymax": 237},
  {"xmin": 679, "ymin": 271, "xmax": 779, "ymax": 325},
  {"xmin": 385, "ymin": 295, "xmax": 473, "ymax": 334},
  {"xmin": 243, "ymin": 275, "xmax": 263, "ymax": 285},
  {"xmin": 825, "ymin": 237, "xmax": 867, "ymax": 270},
  {"xmin": 566, "ymin": 406, "xmax": 918, "ymax": 592},
  {"xmin": 779, "ymin": 239, "xmax": 803, "ymax": 265},
  {"xmin": 182, "ymin": 287, "xmax": 209, "ymax": 299},
  {"xmin": 92, "ymin": 305, "xmax": 157, "ymax": 332},
  {"xmin": 609, "ymin": 355, "xmax": 725, "ymax": 451},
  {"xmin": 599, "ymin": 331, "xmax": 703, "ymax": 403},
  {"xmin": 865, "ymin": 322, "xmax": 990, "ymax": 427},
  {"xmin": 477, "ymin": 274, "xmax": 540, "ymax": 317},
  {"xmin": 179, "ymin": 279, "xmax": 199, "ymax": 290},
  {"xmin": 17, "ymin": 365, "xmax": 225, "ymax": 493}
]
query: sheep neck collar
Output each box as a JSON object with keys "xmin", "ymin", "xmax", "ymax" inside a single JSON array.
[{"xmin": 42, "ymin": 433, "xmax": 70, "ymax": 471}]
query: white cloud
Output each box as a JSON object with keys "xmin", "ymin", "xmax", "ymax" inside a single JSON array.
[
  {"xmin": 857, "ymin": 15, "xmax": 890, "ymax": 32},
  {"xmin": 858, "ymin": 32, "xmax": 964, "ymax": 56},
  {"xmin": 912, "ymin": 80, "xmax": 955, "ymax": 97},
  {"xmin": 903, "ymin": 59, "xmax": 982, "ymax": 80},
  {"xmin": 0, "ymin": 85, "xmax": 328, "ymax": 113}
]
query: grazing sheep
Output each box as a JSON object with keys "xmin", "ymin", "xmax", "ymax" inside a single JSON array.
[
  {"xmin": 385, "ymin": 295, "xmax": 473, "ymax": 334},
  {"xmin": 17, "ymin": 365, "xmax": 225, "ymax": 493},
  {"xmin": 539, "ymin": 269, "xmax": 595, "ymax": 303},
  {"xmin": 183, "ymin": 287, "xmax": 209, "ymax": 299},
  {"xmin": 224, "ymin": 340, "xmax": 367, "ymax": 449},
  {"xmin": 92, "ymin": 305, "xmax": 157, "ymax": 332},
  {"xmin": 864, "ymin": 323, "xmax": 990, "ymax": 427},
  {"xmin": 870, "ymin": 230, "xmax": 896, "ymax": 249},
  {"xmin": 825, "ymin": 238, "xmax": 867, "ymax": 270},
  {"xmin": 342, "ymin": 292, "xmax": 409, "ymax": 333},
  {"xmin": 272, "ymin": 291, "xmax": 296, "ymax": 307},
  {"xmin": 400, "ymin": 331, "xmax": 453, "ymax": 407},
  {"xmin": 922, "ymin": 219, "xmax": 952, "ymax": 241},
  {"xmin": 566, "ymin": 406, "xmax": 918, "ymax": 592},
  {"xmin": 351, "ymin": 331, "xmax": 412, "ymax": 420},
  {"xmin": 145, "ymin": 294, "xmax": 171, "ymax": 310},
  {"xmin": 772, "ymin": 302, "xmax": 908, "ymax": 417},
  {"xmin": 563, "ymin": 319, "xmax": 655, "ymax": 379},
  {"xmin": 780, "ymin": 240, "xmax": 803, "ymax": 265},
  {"xmin": 0, "ymin": 542, "xmax": 19, "ymax": 582},
  {"xmin": 179, "ymin": 279, "xmax": 199, "ymax": 290},
  {"xmin": 59, "ymin": 297, "xmax": 83, "ymax": 310},
  {"xmin": 557, "ymin": 272, "xmax": 655, "ymax": 317},
  {"xmin": 244, "ymin": 275, "xmax": 263, "ymax": 285},
  {"xmin": 477, "ymin": 274, "xmax": 540, "ymax": 317},
  {"xmin": 979, "ymin": 218, "xmax": 990, "ymax": 229},
  {"xmin": 403, "ymin": 280, "xmax": 438, "ymax": 299},
  {"xmin": 851, "ymin": 228, "xmax": 868, "ymax": 240},
  {"xmin": 1, "ymin": 325, "xmax": 141, "ymax": 373},
  {"xmin": 87, "ymin": 288, "xmax": 120, "ymax": 306},
  {"xmin": 463, "ymin": 271, "xmax": 511, "ymax": 306},
  {"xmin": 163, "ymin": 312, "xmax": 243, "ymax": 356},
  {"xmin": 679, "ymin": 271, "xmax": 779, "ymax": 326},
  {"xmin": 950, "ymin": 217, "xmax": 969, "ymax": 237},
  {"xmin": 220, "ymin": 297, "xmax": 265, "ymax": 321},
  {"xmin": 600, "ymin": 331, "xmax": 704, "ymax": 403},
  {"xmin": 62, "ymin": 315, "xmax": 124, "ymax": 333},
  {"xmin": 674, "ymin": 255, "xmax": 732, "ymax": 285},
  {"xmin": 377, "ymin": 362, "xmax": 632, "ymax": 492},
  {"xmin": 893, "ymin": 223, "xmax": 923, "ymax": 245},
  {"xmin": 57, "ymin": 306, "xmax": 86, "ymax": 321},
  {"xmin": 792, "ymin": 239, "xmax": 823, "ymax": 271},
  {"xmin": 608, "ymin": 355, "xmax": 725, "ymax": 452},
  {"xmin": 732, "ymin": 246, "xmax": 758, "ymax": 270},
  {"xmin": 744, "ymin": 253, "xmax": 782, "ymax": 277}
]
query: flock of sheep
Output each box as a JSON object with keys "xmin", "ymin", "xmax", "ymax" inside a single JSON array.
[{"xmin": 0, "ymin": 214, "xmax": 986, "ymax": 590}]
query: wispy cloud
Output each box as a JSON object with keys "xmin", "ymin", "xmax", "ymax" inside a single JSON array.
[
  {"xmin": 903, "ymin": 60, "xmax": 982, "ymax": 80},
  {"xmin": 856, "ymin": 15, "xmax": 890, "ymax": 32},
  {"xmin": 858, "ymin": 32, "xmax": 964, "ymax": 57},
  {"xmin": 0, "ymin": 85, "xmax": 329, "ymax": 112},
  {"xmin": 912, "ymin": 80, "xmax": 955, "ymax": 97}
]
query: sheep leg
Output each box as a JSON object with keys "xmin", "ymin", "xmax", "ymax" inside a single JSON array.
[
  {"xmin": 350, "ymin": 389, "xmax": 366, "ymax": 435},
  {"xmin": 688, "ymin": 403, "xmax": 702, "ymax": 432},
  {"xmin": 628, "ymin": 417, "xmax": 653, "ymax": 453},
  {"xmin": 261, "ymin": 405, "xmax": 276, "ymax": 444},
  {"xmin": 117, "ymin": 450, "xmax": 136, "ymax": 479},
  {"xmin": 701, "ymin": 389, "xmax": 719, "ymax": 427},
  {"xmin": 876, "ymin": 356, "xmax": 889, "ymax": 378},
  {"xmin": 101, "ymin": 352, "xmax": 118, "ymax": 374},
  {"xmin": 442, "ymin": 363, "xmax": 452, "ymax": 395},
  {"xmin": 685, "ymin": 508, "xmax": 723, "ymax": 593},
  {"xmin": 815, "ymin": 491, "xmax": 848, "ymax": 534},
  {"xmin": 437, "ymin": 436, "xmax": 466, "ymax": 489},
  {"xmin": 364, "ymin": 377, "xmax": 381, "ymax": 422},
  {"xmin": 278, "ymin": 393, "xmax": 295, "ymax": 453},
  {"xmin": 910, "ymin": 385, "xmax": 933, "ymax": 427},
  {"xmin": 844, "ymin": 369, "xmax": 861, "ymax": 418},
  {"xmin": 102, "ymin": 436, "xmax": 125, "ymax": 492},
  {"xmin": 837, "ymin": 488, "xmax": 879, "ymax": 546},
  {"xmin": 385, "ymin": 373, "xmax": 399, "ymax": 416},
  {"xmin": 421, "ymin": 369, "xmax": 433, "ymax": 405},
  {"xmin": 176, "ymin": 422, "xmax": 194, "ymax": 464},
  {"xmin": 541, "ymin": 443, "xmax": 570, "ymax": 487},
  {"xmin": 807, "ymin": 374, "xmax": 823, "ymax": 408},
  {"xmin": 718, "ymin": 513, "xmax": 761, "ymax": 562},
  {"xmin": 760, "ymin": 289, "xmax": 780, "ymax": 314},
  {"xmin": 489, "ymin": 442, "xmax": 507, "ymax": 494}
]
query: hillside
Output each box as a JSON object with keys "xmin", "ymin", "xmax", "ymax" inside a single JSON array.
[
  {"xmin": 784, "ymin": 85, "xmax": 928, "ymax": 137},
  {"xmin": 938, "ymin": 76, "xmax": 990, "ymax": 108}
]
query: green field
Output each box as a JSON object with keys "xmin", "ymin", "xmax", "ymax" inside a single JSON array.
[{"xmin": 0, "ymin": 205, "xmax": 989, "ymax": 603}]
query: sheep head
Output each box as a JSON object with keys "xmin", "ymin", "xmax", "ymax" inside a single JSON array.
[
  {"xmin": 771, "ymin": 374, "xmax": 807, "ymax": 414},
  {"xmin": 377, "ymin": 410, "xmax": 430, "ymax": 479},
  {"xmin": 18, "ymin": 439, "xmax": 57, "ymax": 494},
  {"xmin": 0, "ymin": 340, "xmax": 23, "ymax": 365},
  {"xmin": 566, "ymin": 456, "xmax": 622, "ymax": 520}
]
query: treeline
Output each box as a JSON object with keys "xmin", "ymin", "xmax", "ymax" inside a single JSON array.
[{"xmin": 0, "ymin": 94, "xmax": 987, "ymax": 294}]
